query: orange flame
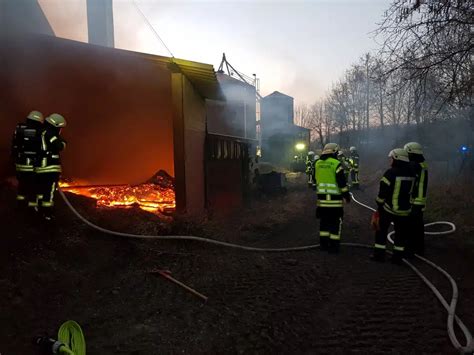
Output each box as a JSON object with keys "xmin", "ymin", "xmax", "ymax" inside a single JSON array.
[{"xmin": 60, "ymin": 182, "xmax": 175, "ymax": 215}]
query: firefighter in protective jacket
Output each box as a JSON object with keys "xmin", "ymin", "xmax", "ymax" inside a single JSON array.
[
  {"xmin": 36, "ymin": 113, "xmax": 67, "ymax": 220},
  {"xmin": 315, "ymin": 143, "xmax": 350, "ymax": 253},
  {"xmin": 11, "ymin": 111, "xmax": 44, "ymax": 209},
  {"xmin": 306, "ymin": 151, "xmax": 316, "ymax": 187},
  {"xmin": 405, "ymin": 142, "xmax": 428, "ymax": 256},
  {"xmin": 372, "ymin": 148, "xmax": 415, "ymax": 264},
  {"xmin": 337, "ymin": 150, "xmax": 351, "ymax": 187},
  {"xmin": 349, "ymin": 146, "xmax": 360, "ymax": 188}
]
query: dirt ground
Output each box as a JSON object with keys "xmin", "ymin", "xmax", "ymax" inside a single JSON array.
[{"xmin": 0, "ymin": 171, "xmax": 473, "ymax": 354}]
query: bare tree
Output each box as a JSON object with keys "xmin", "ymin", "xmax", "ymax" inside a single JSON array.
[{"xmin": 376, "ymin": 0, "xmax": 473, "ymax": 108}]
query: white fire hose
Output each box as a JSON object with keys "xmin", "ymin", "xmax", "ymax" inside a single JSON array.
[{"xmin": 59, "ymin": 189, "xmax": 473, "ymax": 353}]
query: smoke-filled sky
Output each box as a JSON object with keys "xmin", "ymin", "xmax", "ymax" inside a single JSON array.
[{"xmin": 39, "ymin": 0, "xmax": 391, "ymax": 104}]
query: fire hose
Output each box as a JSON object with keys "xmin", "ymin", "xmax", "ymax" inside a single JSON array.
[{"xmin": 59, "ymin": 189, "xmax": 473, "ymax": 354}]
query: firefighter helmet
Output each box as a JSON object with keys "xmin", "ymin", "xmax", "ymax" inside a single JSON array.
[
  {"xmin": 46, "ymin": 113, "xmax": 67, "ymax": 128},
  {"xmin": 322, "ymin": 143, "xmax": 339, "ymax": 155},
  {"xmin": 27, "ymin": 110, "xmax": 44, "ymax": 123},
  {"xmin": 315, "ymin": 154, "xmax": 320, "ymax": 160},
  {"xmin": 404, "ymin": 142, "xmax": 423, "ymax": 155},
  {"xmin": 308, "ymin": 151, "xmax": 315, "ymax": 156},
  {"xmin": 350, "ymin": 146, "xmax": 357, "ymax": 152},
  {"xmin": 388, "ymin": 148, "xmax": 409, "ymax": 162}
]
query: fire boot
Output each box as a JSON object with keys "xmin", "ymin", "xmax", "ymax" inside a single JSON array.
[
  {"xmin": 391, "ymin": 250, "xmax": 404, "ymax": 265},
  {"xmin": 371, "ymin": 248, "xmax": 385, "ymax": 262},
  {"xmin": 328, "ymin": 239, "xmax": 340, "ymax": 254}
]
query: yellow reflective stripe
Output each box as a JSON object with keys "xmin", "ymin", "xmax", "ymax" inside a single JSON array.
[
  {"xmin": 48, "ymin": 182, "xmax": 56, "ymax": 203},
  {"xmin": 50, "ymin": 136, "xmax": 58, "ymax": 143},
  {"xmin": 381, "ymin": 177, "xmax": 391, "ymax": 186},
  {"xmin": 317, "ymin": 201, "xmax": 343, "ymax": 207},
  {"xmin": 28, "ymin": 201, "xmax": 38, "ymax": 207},
  {"xmin": 35, "ymin": 165, "xmax": 62, "ymax": 173},
  {"xmin": 416, "ymin": 167, "xmax": 427, "ymax": 203},
  {"xmin": 319, "ymin": 199, "xmax": 343, "ymax": 204},
  {"xmin": 16, "ymin": 195, "xmax": 26, "ymax": 200},
  {"xmin": 340, "ymin": 187, "xmax": 349, "ymax": 193},
  {"xmin": 392, "ymin": 178, "xmax": 401, "ymax": 212},
  {"xmin": 330, "ymin": 234, "xmax": 340, "ymax": 240},
  {"xmin": 16, "ymin": 166, "xmax": 34, "ymax": 172},
  {"xmin": 318, "ymin": 189, "xmax": 340, "ymax": 194},
  {"xmin": 319, "ymin": 231, "xmax": 330, "ymax": 237},
  {"xmin": 336, "ymin": 166, "xmax": 344, "ymax": 173},
  {"xmin": 376, "ymin": 196, "xmax": 385, "ymax": 204},
  {"xmin": 41, "ymin": 201, "xmax": 54, "ymax": 207},
  {"xmin": 41, "ymin": 131, "xmax": 47, "ymax": 151},
  {"xmin": 413, "ymin": 200, "xmax": 426, "ymax": 205},
  {"xmin": 393, "ymin": 246, "xmax": 405, "ymax": 252},
  {"xmin": 374, "ymin": 243, "xmax": 386, "ymax": 250}
]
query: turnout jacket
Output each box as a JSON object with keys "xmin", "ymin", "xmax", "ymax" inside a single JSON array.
[
  {"xmin": 410, "ymin": 157, "xmax": 428, "ymax": 210},
  {"xmin": 315, "ymin": 154, "xmax": 350, "ymax": 208},
  {"xmin": 376, "ymin": 161, "xmax": 415, "ymax": 216},
  {"xmin": 11, "ymin": 120, "xmax": 44, "ymax": 172},
  {"xmin": 349, "ymin": 152, "xmax": 360, "ymax": 171},
  {"xmin": 36, "ymin": 127, "xmax": 67, "ymax": 174}
]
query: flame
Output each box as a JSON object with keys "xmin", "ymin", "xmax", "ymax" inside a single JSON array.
[{"xmin": 60, "ymin": 182, "xmax": 175, "ymax": 215}]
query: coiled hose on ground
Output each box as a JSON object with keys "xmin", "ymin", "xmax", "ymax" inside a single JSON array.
[{"xmin": 59, "ymin": 189, "xmax": 473, "ymax": 354}]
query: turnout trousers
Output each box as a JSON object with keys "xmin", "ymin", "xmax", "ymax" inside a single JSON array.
[
  {"xmin": 350, "ymin": 169, "xmax": 359, "ymax": 187},
  {"xmin": 317, "ymin": 207, "xmax": 343, "ymax": 252},
  {"xmin": 408, "ymin": 207, "xmax": 425, "ymax": 256},
  {"xmin": 37, "ymin": 172, "xmax": 61, "ymax": 218},
  {"xmin": 373, "ymin": 209, "xmax": 411, "ymax": 262},
  {"xmin": 16, "ymin": 170, "xmax": 38, "ymax": 208}
]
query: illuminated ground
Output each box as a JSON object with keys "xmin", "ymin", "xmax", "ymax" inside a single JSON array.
[{"xmin": 0, "ymin": 173, "xmax": 473, "ymax": 354}]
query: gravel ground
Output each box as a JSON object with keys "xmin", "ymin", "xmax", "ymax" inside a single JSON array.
[{"xmin": 0, "ymin": 172, "xmax": 473, "ymax": 354}]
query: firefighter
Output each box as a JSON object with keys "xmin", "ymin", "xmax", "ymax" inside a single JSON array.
[
  {"xmin": 306, "ymin": 151, "xmax": 316, "ymax": 187},
  {"xmin": 315, "ymin": 143, "xmax": 351, "ymax": 253},
  {"xmin": 349, "ymin": 146, "xmax": 360, "ymax": 188},
  {"xmin": 372, "ymin": 148, "xmax": 415, "ymax": 264},
  {"xmin": 337, "ymin": 150, "xmax": 351, "ymax": 187},
  {"xmin": 404, "ymin": 142, "xmax": 428, "ymax": 256},
  {"xmin": 36, "ymin": 113, "xmax": 67, "ymax": 221},
  {"xmin": 11, "ymin": 110, "xmax": 45, "ymax": 210}
]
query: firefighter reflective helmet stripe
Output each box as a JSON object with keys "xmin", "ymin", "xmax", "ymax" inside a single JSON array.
[
  {"xmin": 404, "ymin": 142, "xmax": 423, "ymax": 155},
  {"xmin": 388, "ymin": 148, "xmax": 409, "ymax": 162},
  {"xmin": 350, "ymin": 146, "xmax": 356, "ymax": 152},
  {"xmin": 322, "ymin": 143, "xmax": 339, "ymax": 155},
  {"xmin": 308, "ymin": 151, "xmax": 315, "ymax": 156},
  {"xmin": 46, "ymin": 113, "xmax": 67, "ymax": 128},
  {"xmin": 27, "ymin": 111, "xmax": 44, "ymax": 123}
]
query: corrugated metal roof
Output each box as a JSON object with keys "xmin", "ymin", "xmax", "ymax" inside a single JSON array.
[{"xmin": 137, "ymin": 52, "xmax": 225, "ymax": 101}]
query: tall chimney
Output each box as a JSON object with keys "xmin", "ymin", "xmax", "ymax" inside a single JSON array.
[{"xmin": 87, "ymin": 0, "xmax": 114, "ymax": 47}]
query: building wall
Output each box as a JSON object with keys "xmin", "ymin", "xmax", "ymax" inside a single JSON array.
[
  {"xmin": 183, "ymin": 76, "xmax": 206, "ymax": 215},
  {"xmin": 261, "ymin": 93, "xmax": 294, "ymax": 140},
  {"xmin": 0, "ymin": 34, "xmax": 174, "ymax": 185}
]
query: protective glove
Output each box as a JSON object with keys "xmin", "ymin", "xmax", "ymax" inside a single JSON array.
[{"xmin": 371, "ymin": 211, "xmax": 380, "ymax": 231}]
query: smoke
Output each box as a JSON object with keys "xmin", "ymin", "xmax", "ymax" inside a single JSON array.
[
  {"xmin": 207, "ymin": 73, "xmax": 256, "ymax": 140},
  {"xmin": 0, "ymin": 33, "xmax": 175, "ymax": 184}
]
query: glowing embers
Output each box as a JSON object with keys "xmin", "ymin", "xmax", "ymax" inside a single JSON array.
[{"xmin": 60, "ymin": 171, "xmax": 176, "ymax": 215}]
